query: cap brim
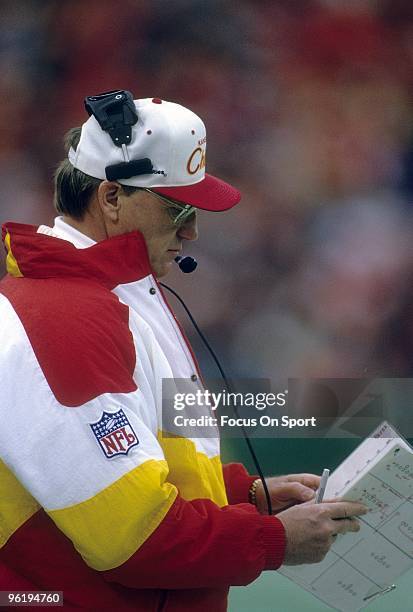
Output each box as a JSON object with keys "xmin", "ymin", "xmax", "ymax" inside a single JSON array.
[{"xmin": 152, "ymin": 173, "xmax": 241, "ymax": 212}]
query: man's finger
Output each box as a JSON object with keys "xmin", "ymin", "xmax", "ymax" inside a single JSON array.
[
  {"xmin": 323, "ymin": 501, "xmax": 368, "ymax": 519},
  {"xmin": 333, "ymin": 518, "xmax": 361, "ymax": 535},
  {"xmin": 273, "ymin": 482, "xmax": 315, "ymax": 502},
  {"xmin": 284, "ymin": 474, "xmax": 321, "ymax": 489}
]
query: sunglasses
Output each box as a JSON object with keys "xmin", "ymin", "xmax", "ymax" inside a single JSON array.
[{"xmin": 140, "ymin": 188, "xmax": 197, "ymax": 226}]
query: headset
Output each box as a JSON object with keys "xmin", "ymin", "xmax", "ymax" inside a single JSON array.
[{"xmin": 84, "ymin": 89, "xmax": 154, "ymax": 181}]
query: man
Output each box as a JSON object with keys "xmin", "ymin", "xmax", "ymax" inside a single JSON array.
[{"xmin": 0, "ymin": 91, "xmax": 366, "ymax": 611}]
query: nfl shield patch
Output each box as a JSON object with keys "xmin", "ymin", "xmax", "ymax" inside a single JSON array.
[{"xmin": 90, "ymin": 408, "xmax": 139, "ymax": 459}]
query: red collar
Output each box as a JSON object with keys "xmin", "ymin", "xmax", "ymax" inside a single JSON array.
[{"xmin": 2, "ymin": 222, "xmax": 152, "ymax": 288}]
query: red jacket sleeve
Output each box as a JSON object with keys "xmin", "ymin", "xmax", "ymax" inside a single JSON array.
[
  {"xmin": 222, "ymin": 462, "xmax": 258, "ymax": 505},
  {"xmin": 104, "ymin": 494, "xmax": 286, "ymax": 590}
]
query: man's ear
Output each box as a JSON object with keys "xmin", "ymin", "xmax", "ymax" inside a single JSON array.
[{"xmin": 97, "ymin": 181, "xmax": 122, "ymax": 222}]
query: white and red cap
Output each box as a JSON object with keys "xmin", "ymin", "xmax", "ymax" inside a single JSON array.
[{"xmin": 68, "ymin": 97, "xmax": 241, "ymax": 212}]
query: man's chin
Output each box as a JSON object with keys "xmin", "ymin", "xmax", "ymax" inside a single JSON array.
[{"xmin": 152, "ymin": 260, "xmax": 173, "ymax": 279}]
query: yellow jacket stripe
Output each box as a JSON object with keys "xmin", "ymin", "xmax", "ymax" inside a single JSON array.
[
  {"xmin": 48, "ymin": 460, "xmax": 177, "ymax": 571},
  {"xmin": 4, "ymin": 231, "xmax": 23, "ymax": 278},
  {"xmin": 0, "ymin": 459, "xmax": 39, "ymax": 548}
]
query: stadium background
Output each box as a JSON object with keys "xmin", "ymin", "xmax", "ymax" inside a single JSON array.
[{"xmin": 1, "ymin": 0, "xmax": 412, "ymax": 609}]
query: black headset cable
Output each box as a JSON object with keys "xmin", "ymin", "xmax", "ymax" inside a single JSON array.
[{"xmin": 160, "ymin": 282, "xmax": 273, "ymax": 516}]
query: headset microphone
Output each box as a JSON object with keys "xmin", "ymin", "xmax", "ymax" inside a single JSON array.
[{"xmin": 175, "ymin": 255, "xmax": 198, "ymax": 273}]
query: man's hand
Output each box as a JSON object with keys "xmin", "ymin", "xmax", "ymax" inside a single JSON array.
[
  {"xmin": 277, "ymin": 500, "xmax": 368, "ymax": 565},
  {"xmin": 255, "ymin": 474, "xmax": 320, "ymax": 514}
]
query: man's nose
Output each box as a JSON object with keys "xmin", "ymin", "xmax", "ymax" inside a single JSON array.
[{"xmin": 177, "ymin": 215, "xmax": 198, "ymax": 241}]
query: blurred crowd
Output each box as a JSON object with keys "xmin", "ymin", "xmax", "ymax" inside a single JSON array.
[{"xmin": 1, "ymin": 0, "xmax": 412, "ymax": 384}]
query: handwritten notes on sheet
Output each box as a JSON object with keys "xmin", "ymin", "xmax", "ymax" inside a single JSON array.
[{"xmin": 279, "ymin": 424, "xmax": 413, "ymax": 611}]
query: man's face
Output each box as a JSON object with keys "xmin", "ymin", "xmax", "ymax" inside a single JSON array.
[{"xmin": 117, "ymin": 189, "xmax": 198, "ymax": 278}]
